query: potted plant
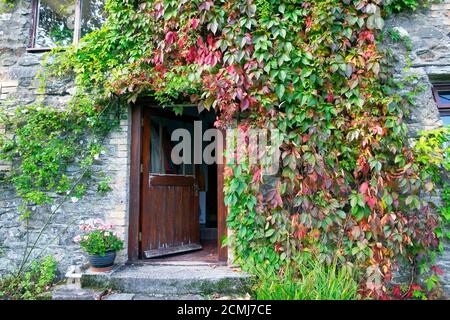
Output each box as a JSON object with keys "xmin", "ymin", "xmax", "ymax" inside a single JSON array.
[{"xmin": 74, "ymin": 219, "xmax": 124, "ymax": 272}]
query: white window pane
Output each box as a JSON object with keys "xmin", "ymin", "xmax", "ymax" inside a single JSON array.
[
  {"xmin": 36, "ymin": 0, "xmax": 76, "ymax": 48},
  {"xmin": 437, "ymin": 91, "xmax": 450, "ymax": 105},
  {"xmin": 441, "ymin": 115, "xmax": 450, "ymax": 127},
  {"xmin": 80, "ymin": 0, "xmax": 106, "ymax": 38}
]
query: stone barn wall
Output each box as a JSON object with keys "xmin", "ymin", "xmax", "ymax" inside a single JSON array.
[
  {"xmin": 0, "ymin": 0, "xmax": 131, "ymax": 276},
  {"xmin": 385, "ymin": 1, "xmax": 450, "ymax": 295}
]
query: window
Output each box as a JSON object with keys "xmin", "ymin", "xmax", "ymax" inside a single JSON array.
[
  {"xmin": 29, "ymin": 0, "xmax": 106, "ymax": 51},
  {"xmin": 432, "ymin": 83, "xmax": 450, "ymax": 126},
  {"xmin": 149, "ymin": 116, "xmax": 195, "ymax": 176}
]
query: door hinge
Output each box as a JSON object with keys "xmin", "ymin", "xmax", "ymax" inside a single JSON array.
[
  {"xmin": 140, "ymin": 163, "xmax": 143, "ymax": 173},
  {"xmin": 138, "ymin": 232, "xmax": 142, "ymax": 242}
]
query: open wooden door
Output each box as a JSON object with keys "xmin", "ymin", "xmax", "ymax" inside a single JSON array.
[{"xmin": 140, "ymin": 108, "xmax": 201, "ymax": 258}]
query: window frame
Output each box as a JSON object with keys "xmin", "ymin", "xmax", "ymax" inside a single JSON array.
[
  {"xmin": 28, "ymin": 0, "xmax": 82, "ymax": 52},
  {"xmin": 432, "ymin": 83, "xmax": 450, "ymax": 116}
]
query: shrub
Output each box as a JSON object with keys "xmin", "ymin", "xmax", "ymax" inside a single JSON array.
[
  {"xmin": 384, "ymin": 0, "xmax": 431, "ymax": 14},
  {"xmin": 0, "ymin": 256, "xmax": 57, "ymax": 300}
]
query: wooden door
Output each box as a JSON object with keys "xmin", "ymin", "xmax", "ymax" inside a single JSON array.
[{"xmin": 140, "ymin": 109, "xmax": 201, "ymax": 258}]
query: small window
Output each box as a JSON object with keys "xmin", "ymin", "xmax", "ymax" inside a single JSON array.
[
  {"xmin": 29, "ymin": 0, "xmax": 106, "ymax": 51},
  {"xmin": 80, "ymin": 0, "xmax": 107, "ymax": 38},
  {"xmin": 149, "ymin": 116, "xmax": 195, "ymax": 176},
  {"xmin": 34, "ymin": 0, "xmax": 76, "ymax": 48},
  {"xmin": 432, "ymin": 84, "xmax": 450, "ymax": 125}
]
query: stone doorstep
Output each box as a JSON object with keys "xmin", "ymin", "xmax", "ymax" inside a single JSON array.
[
  {"xmin": 51, "ymin": 284, "xmax": 105, "ymax": 300},
  {"xmin": 101, "ymin": 292, "xmax": 252, "ymax": 300},
  {"xmin": 102, "ymin": 292, "xmax": 205, "ymax": 300},
  {"xmin": 79, "ymin": 263, "xmax": 252, "ymax": 297}
]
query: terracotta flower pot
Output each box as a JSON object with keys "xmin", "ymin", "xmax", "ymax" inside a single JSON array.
[{"xmin": 88, "ymin": 251, "xmax": 116, "ymax": 272}]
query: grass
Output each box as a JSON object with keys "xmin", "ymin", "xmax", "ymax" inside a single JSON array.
[{"xmin": 251, "ymin": 256, "xmax": 360, "ymax": 300}]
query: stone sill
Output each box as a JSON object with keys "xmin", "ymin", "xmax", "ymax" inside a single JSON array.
[{"xmin": 26, "ymin": 47, "xmax": 56, "ymax": 53}]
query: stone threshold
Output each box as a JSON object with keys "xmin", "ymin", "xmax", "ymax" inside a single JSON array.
[{"xmin": 55, "ymin": 263, "xmax": 251, "ymax": 300}]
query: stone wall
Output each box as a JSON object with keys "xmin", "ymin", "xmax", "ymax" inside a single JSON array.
[
  {"xmin": 385, "ymin": 1, "xmax": 450, "ymax": 295},
  {"xmin": 386, "ymin": 1, "xmax": 450, "ymax": 135},
  {"xmin": 0, "ymin": 0, "xmax": 131, "ymax": 276}
]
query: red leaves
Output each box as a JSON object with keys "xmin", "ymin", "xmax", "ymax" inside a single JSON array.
[
  {"xmin": 294, "ymin": 224, "xmax": 308, "ymax": 240},
  {"xmin": 370, "ymin": 125, "xmax": 385, "ymax": 136},
  {"xmin": 240, "ymin": 95, "xmax": 257, "ymax": 111},
  {"xmin": 199, "ymin": 1, "xmax": 214, "ymax": 11},
  {"xmin": 392, "ymin": 285, "xmax": 402, "ymax": 298},
  {"xmin": 431, "ymin": 265, "xmax": 444, "ymax": 276},
  {"xmin": 326, "ymin": 93, "xmax": 334, "ymax": 103},
  {"xmin": 387, "ymin": 283, "xmax": 426, "ymax": 300},
  {"xmin": 186, "ymin": 46, "xmax": 197, "ymax": 63},
  {"xmin": 358, "ymin": 181, "xmax": 376, "ymax": 210},
  {"xmin": 224, "ymin": 166, "xmax": 234, "ymax": 177},
  {"xmin": 195, "ymin": 35, "xmax": 222, "ymax": 66},
  {"xmin": 356, "ymin": 156, "xmax": 370, "ymax": 176},
  {"xmin": 366, "ymin": 196, "xmax": 376, "ymax": 210},
  {"xmin": 191, "ymin": 18, "xmax": 200, "ymax": 30},
  {"xmin": 291, "ymin": 214, "xmax": 309, "ymax": 240},
  {"xmin": 405, "ymin": 284, "xmax": 423, "ymax": 299},
  {"xmin": 359, "ymin": 30, "xmax": 375, "ymax": 43},
  {"xmin": 305, "ymin": 16, "xmax": 313, "ymax": 29},
  {"xmin": 153, "ymin": 1, "xmax": 164, "ymax": 19},
  {"xmin": 359, "ymin": 181, "xmax": 369, "ymax": 194},
  {"xmin": 302, "ymin": 134, "xmax": 311, "ymax": 143},
  {"xmin": 410, "ymin": 284, "xmax": 423, "ymax": 292},
  {"xmin": 252, "ymin": 168, "xmax": 262, "ymax": 184},
  {"xmin": 165, "ymin": 31, "xmax": 178, "ymax": 46},
  {"xmin": 267, "ymin": 182, "xmax": 283, "ymax": 208},
  {"xmin": 206, "ymin": 34, "xmax": 215, "ymax": 47}
]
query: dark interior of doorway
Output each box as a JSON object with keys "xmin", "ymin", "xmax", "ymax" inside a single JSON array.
[{"xmin": 148, "ymin": 107, "xmax": 219, "ymax": 263}]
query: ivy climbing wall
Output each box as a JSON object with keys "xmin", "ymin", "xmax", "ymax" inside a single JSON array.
[{"xmin": 0, "ymin": 0, "xmax": 130, "ymax": 275}]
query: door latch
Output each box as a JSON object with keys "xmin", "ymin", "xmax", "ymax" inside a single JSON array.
[{"xmin": 193, "ymin": 183, "xmax": 199, "ymax": 196}]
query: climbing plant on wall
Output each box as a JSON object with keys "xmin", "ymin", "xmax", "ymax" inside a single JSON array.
[{"xmin": 1, "ymin": 0, "xmax": 448, "ymax": 298}]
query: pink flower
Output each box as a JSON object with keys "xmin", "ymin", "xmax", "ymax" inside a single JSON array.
[
  {"xmin": 73, "ymin": 235, "xmax": 81, "ymax": 243},
  {"xmin": 104, "ymin": 231, "xmax": 111, "ymax": 237}
]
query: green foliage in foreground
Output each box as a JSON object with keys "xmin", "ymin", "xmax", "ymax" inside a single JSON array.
[
  {"xmin": 0, "ymin": 256, "xmax": 58, "ymax": 300},
  {"xmin": 251, "ymin": 253, "xmax": 359, "ymax": 300}
]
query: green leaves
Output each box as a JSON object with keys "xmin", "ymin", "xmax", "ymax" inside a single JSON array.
[
  {"xmin": 276, "ymin": 84, "xmax": 285, "ymax": 99},
  {"xmin": 264, "ymin": 229, "xmax": 275, "ymax": 237},
  {"xmin": 366, "ymin": 15, "xmax": 385, "ymax": 30},
  {"xmin": 0, "ymin": 101, "xmax": 120, "ymax": 219},
  {"xmin": 0, "ymin": 256, "xmax": 57, "ymax": 300},
  {"xmin": 350, "ymin": 192, "xmax": 365, "ymax": 208}
]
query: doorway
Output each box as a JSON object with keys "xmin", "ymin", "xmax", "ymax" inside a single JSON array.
[{"xmin": 127, "ymin": 104, "xmax": 227, "ymax": 263}]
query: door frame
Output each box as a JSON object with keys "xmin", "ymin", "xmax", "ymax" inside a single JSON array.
[{"xmin": 127, "ymin": 103, "xmax": 228, "ymax": 262}]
